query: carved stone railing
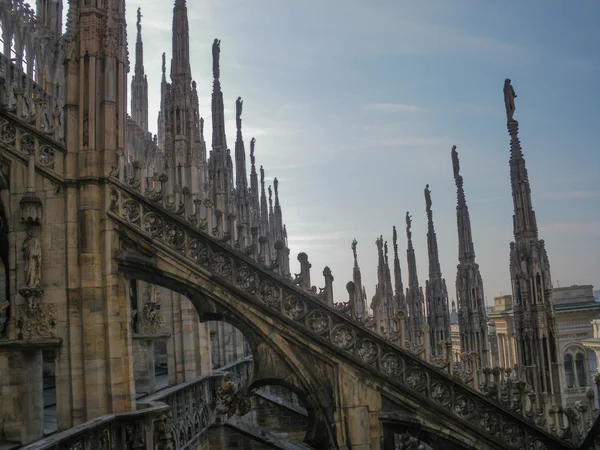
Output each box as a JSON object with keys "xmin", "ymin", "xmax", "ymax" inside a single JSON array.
[
  {"xmin": 107, "ymin": 180, "xmax": 575, "ymax": 450},
  {"xmin": 0, "ymin": 108, "xmax": 65, "ymax": 185},
  {"xmin": 142, "ymin": 373, "xmax": 225, "ymax": 449},
  {"xmin": 0, "ymin": 54, "xmax": 64, "ymax": 143},
  {"xmin": 19, "ymin": 402, "xmax": 173, "ymax": 450}
]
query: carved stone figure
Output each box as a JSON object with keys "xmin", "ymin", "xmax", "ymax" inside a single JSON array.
[
  {"xmin": 236, "ymin": 96, "xmax": 243, "ymax": 130},
  {"xmin": 22, "ymin": 229, "xmax": 42, "ymax": 288},
  {"xmin": 212, "ymin": 38, "xmax": 221, "ymax": 79},
  {"xmin": 424, "ymin": 184, "xmax": 432, "ymax": 211},
  {"xmin": 406, "ymin": 212, "xmax": 412, "ymax": 237},
  {"xmin": 504, "ymin": 78, "xmax": 517, "ymax": 122},
  {"xmin": 451, "ymin": 145, "xmax": 459, "ymax": 179}
]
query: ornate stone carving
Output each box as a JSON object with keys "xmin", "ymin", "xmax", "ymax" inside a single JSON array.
[
  {"xmin": 22, "ymin": 229, "xmax": 42, "ymax": 288},
  {"xmin": 380, "ymin": 353, "xmax": 403, "ymax": 376},
  {"xmin": 215, "ymin": 379, "xmax": 251, "ymax": 417},
  {"xmin": 142, "ymin": 301, "xmax": 163, "ymax": 334},
  {"xmin": 38, "ymin": 145, "xmax": 55, "ymax": 169},
  {"xmin": 306, "ymin": 310, "xmax": 330, "ymax": 334},
  {"xmin": 330, "ymin": 324, "xmax": 354, "ymax": 349},
  {"xmin": 0, "ymin": 123, "xmax": 16, "ymax": 144},
  {"xmin": 105, "ymin": 182, "xmax": 574, "ymax": 447},
  {"xmin": 20, "ymin": 134, "xmax": 35, "ymax": 154},
  {"xmin": 16, "ymin": 302, "xmax": 56, "ymax": 339},
  {"xmin": 283, "ymin": 296, "xmax": 306, "ymax": 320},
  {"xmin": 356, "ymin": 339, "xmax": 378, "ymax": 364},
  {"xmin": 431, "ymin": 381, "xmax": 452, "ymax": 406}
]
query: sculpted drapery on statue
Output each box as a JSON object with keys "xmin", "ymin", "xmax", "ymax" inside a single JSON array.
[
  {"xmin": 451, "ymin": 145, "xmax": 459, "ymax": 179},
  {"xmin": 212, "ymin": 38, "xmax": 221, "ymax": 80},
  {"xmin": 424, "ymin": 184, "xmax": 432, "ymax": 211},
  {"xmin": 504, "ymin": 78, "xmax": 517, "ymax": 122},
  {"xmin": 236, "ymin": 96, "xmax": 243, "ymax": 130},
  {"xmin": 23, "ymin": 229, "xmax": 42, "ymax": 288}
]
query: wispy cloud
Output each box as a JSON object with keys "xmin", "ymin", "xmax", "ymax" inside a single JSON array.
[
  {"xmin": 373, "ymin": 136, "xmax": 453, "ymax": 148},
  {"xmin": 539, "ymin": 221, "xmax": 600, "ymax": 237},
  {"xmin": 543, "ymin": 191, "xmax": 600, "ymax": 200},
  {"xmin": 465, "ymin": 104, "xmax": 503, "ymax": 115},
  {"xmin": 364, "ymin": 103, "xmax": 425, "ymax": 113},
  {"xmin": 470, "ymin": 196, "xmax": 504, "ymax": 204}
]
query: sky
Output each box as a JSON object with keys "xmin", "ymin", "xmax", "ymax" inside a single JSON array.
[{"xmin": 121, "ymin": 0, "xmax": 598, "ymax": 306}]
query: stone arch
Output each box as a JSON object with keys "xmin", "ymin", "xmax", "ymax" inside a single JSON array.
[{"xmin": 115, "ymin": 247, "xmax": 337, "ymax": 449}]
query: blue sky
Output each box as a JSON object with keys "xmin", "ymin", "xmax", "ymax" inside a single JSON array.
[{"xmin": 123, "ymin": 0, "xmax": 600, "ymax": 305}]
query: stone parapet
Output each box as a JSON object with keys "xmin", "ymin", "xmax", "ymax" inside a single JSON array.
[{"xmin": 19, "ymin": 401, "xmax": 172, "ymax": 450}]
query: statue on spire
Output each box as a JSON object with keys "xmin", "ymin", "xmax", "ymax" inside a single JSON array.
[
  {"xmin": 236, "ymin": 97, "xmax": 243, "ymax": 130},
  {"xmin": 352, "ymin": 239, "xmax": 358, "ymax": 262},
  {"xmin": 212, "ymin": 39, "xmax": 221, "ymax": 80},
  {"xmin": 406, "ymin": 212, "xmax": 412, "ymax": 240},
  {"xmin": 162, "ymin": 53, "xmax": 166, "ymax": 78},
  {"xmin": 260, "ymin": 166, "xmax": 265, "ymax": 188},
  {"xmin": 503, "ymin": 78, "xmax": 517, "ymax": 122},
  {"xmin": 393, "ymin": 226, "xmax": 399, "ymax": 256},
  {"xmin": 250, "ymin": 138, "xmax": 256, "ymax": 163},
  {"xmin": 425, "ymin": 184, "xmax": 432, "ymax": 212},
  {"xmin": 273, "ymin": 177, "xmax": 279, "ymax": 197},
  {"xmin": 137, "ymin": 8, "xmax": 142, "ymax": 36},
  {"xmin": 199, "ymin": 117, "xmax": 204, "ymax": 136},
  {"xmin": 268, "ymin": 185, "xmax": 273, "ymax": 207},
  {"xmin": 451, "ymin": 145, "xmax": 460, "ymax": 179}
]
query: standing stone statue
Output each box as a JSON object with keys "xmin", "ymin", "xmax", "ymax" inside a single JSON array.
[
  {"xmin": 451, "ymin": 145, "xmax": 459, "ymax": 179},
  {"xmin": 424, "ymin": 184, "xmax": 432, "ymax": 211},
  {"xmin": 503, "ymin": 78, "xmax": 517, "ymax": 122},
  {"xmin": 236, "ymin": 97, "xmax": 243, "ymax": 130},
  {"xmin": 212, "ymin": 39, "xmax": 221, "ymax": 80},
  {"xmin": 22, "ymin": 229, "xmax": 42, "ymax": 288},
  {"xmin": 405, "ymin": 212, "xmax": 412, "ymax": 237}
]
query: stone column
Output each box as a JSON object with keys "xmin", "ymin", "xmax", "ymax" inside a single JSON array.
[
  {"xmin": 133, "ymin": 339, "xmax": 156, "ymax": 394},
  {"xmin": 0, "ymin": 348, "xmax": 44, "ymax": 444}
]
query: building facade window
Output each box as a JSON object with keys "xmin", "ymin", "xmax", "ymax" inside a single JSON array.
[{"xmin": 563, "ymin": 347, "xmax": 588, "ymax": 389}]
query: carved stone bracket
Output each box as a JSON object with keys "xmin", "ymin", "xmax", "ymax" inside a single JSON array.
[
  {"xmin": 215, "ymin": 379, "xmax": 251, "ymax": 418},
  {"xmin": 16, "ymin": 302, "xmax": 56, "ymax": 340}
]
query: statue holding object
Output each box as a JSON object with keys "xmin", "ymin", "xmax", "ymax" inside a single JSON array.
[{"xmin": 503, "ymin": 78, "xmax": 517, "ymax": 123}]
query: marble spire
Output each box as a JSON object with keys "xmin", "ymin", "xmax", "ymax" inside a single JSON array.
[
  {"xmin": 424, "ymin": 185, "xmax": 451, "ymax": 356},
  {"xmin": 131, "ymin": 7, "xmax": 148, "ymax": 132},
  {"xmin": 504, "ymin": 78, "xmax": 561, "ymax": 412},
  {"xmin": 405, "ymin": 212, "xmax": 425, "ymax": 346},
  {"xmin": 452, "ymin": 145, "xmax": 489, "ymax": 368},
  {"xmin": 393, "ymin": 225, "xmax": 406, "ymax": 312}
]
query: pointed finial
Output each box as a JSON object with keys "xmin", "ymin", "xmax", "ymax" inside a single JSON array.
[
  {"xmin": 162, "ymin": 53, "xmax": 166, "ymax": 79},
  {"xmin": 393, "ymin": 226, "xmax": 399, "ymax": 258},
  {"xmin": 236, "ymin": 97, "xmax": 243, "ymax": 131},
  {"xmin": 425, "ymin": 184, "xmax": 432, "ymax": 212},
  {"xmin": 250, "ymin": 138, "xmax": 256, "ymax": 164},
  {"xmin": 451, "ymin": 145, "xmax": 460, "ymax": 179},
  {"xmin": 212, "ymin": 39, "xmax": 221, "ymax": 80},
  {"xmin": 352, "ymin": 239, "xmax": 358, "ymax": 262},
  {"xmin": 283, "ymin": 225, "xmax": 287, "ymax": 238}
]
